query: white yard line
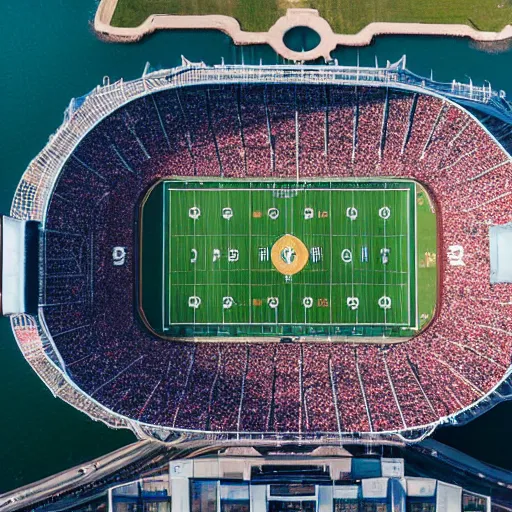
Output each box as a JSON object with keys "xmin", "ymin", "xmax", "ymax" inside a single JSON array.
[
  {"xmin": 226, "ymin": 190, "xmax": 231, "ymax": 325},
  {"xmin": 407, "ymin": 188, "xmax": 411, "ymax": 327},
  {"xmin": 162, "ymin": 186, "xmax": 167, "ymax": 330},
  {"xmin": 248, "ymin": 189, "xmax": 252, "ymax": 325},
  {"xmin": 169, "ymin": 321, "xmax": 407, "ymax": 326},
  {"xmin": 168, "ymin": 188, "xmax": 173, "ymax": 327},
  {"xmin": 383, "ymin": 189, "xmax": 388, "ymax": 328},
  {"xmin": 170, "ymin": 233, "xmax": 408, "ymax": 237},
  {"xmin": 193, "ymin": 190, "xmax": 197, "ymax": 327},
  {"xmin": 414, "ymin": 185, "xmax": 418, "ymax": 329},
  {"xmin": 161, "ymin": 185, "xmax": 411, "ymax": 192},
  {"xmin": 397, "ymin": 193, "xmax": 405, "ymax": 326},
  {"xmin": 290, "ymin": 188, "xmax": 293, "ymax": 325},
  {"xmin": 167, "ymin": 282, "xmax": 408, "ymax": 286},
  {"xmin": 329, "ymin": 188, "xmax": 333, "ymax": 326},
  {"xmin": 351, "ymin": 190, "xmax": 357, "ymax": 326}
]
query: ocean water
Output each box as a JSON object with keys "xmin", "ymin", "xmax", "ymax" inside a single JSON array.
[{"xmin": 0, "ymin": 0, "xmax": 511, "ymax": 493}]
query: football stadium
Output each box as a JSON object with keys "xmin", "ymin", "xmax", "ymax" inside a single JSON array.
[{"xmin": 3, "ymin": 57, "xmax": 512, "ymax": 442}]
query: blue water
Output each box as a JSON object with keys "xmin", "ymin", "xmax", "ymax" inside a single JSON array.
[
  {"xmin": 0, "ymin": 0, "xmax": 511, "ymax": 493},
  {"xmin": 283, "ymin": 26, "xmax": 322, "ymax": 52}
]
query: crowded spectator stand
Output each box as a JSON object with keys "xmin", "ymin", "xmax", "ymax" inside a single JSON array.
[{"xmin": 6, "ymin": 59, "xmax": 512, "ymax": 443}]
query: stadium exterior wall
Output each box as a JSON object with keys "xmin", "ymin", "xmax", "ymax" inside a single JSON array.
[{"xmin": 9, "ymin": 58, "xmax": 512, "ymax": 443}]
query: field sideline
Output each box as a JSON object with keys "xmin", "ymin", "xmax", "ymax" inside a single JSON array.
[{"xmin": 110, "ymin": 0, "xmax": 512, "ymax": 34}]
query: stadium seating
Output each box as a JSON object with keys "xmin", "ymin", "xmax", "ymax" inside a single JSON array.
[{"xmin": 41, "ymin": 83, "xmax": 512, "ymax": 435}]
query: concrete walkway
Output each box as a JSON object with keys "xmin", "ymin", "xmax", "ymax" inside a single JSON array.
[{"xmin": 95, "ymin": 0, "xmax": 512, "ymax": 61}]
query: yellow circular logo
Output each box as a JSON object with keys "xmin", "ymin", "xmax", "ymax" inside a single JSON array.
[{"xmin": 271, "ymin": 234, "xmax": 309, "ymax": 275}]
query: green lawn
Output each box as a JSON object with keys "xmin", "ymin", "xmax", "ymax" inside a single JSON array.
[
  {"xmin": 416, "ymin": 185, "xmax": 438, "ymax": 329},
  {"xmin": 110, "ymin": 0, "xmax": 512, "ymax": 34},
  {"xmin": 139, "ymin": 180, "xmax": 436, "ymax": 339}
]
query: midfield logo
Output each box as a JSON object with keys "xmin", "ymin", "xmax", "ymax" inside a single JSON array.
[{"xmin": 281, "ymin": 246, "xmax": 296, "ymax": 265}]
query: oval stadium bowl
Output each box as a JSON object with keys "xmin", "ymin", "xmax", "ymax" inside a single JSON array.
[{"xmin": 6, "ymin": 59, "xmax": 512, "ymax": 444}]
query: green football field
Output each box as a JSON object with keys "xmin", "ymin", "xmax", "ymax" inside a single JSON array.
[{"xmin": 139, "ymin": 180, "xmax": 426, "ymax": 339}]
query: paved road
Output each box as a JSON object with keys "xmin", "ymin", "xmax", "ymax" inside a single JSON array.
[
  {"xmin": 0, "ymin": 440, "xmax": 163, "ymax": 511},
  {"xmin": 0, "ymin": 436, "xmax": 406, "ymax": 511}
]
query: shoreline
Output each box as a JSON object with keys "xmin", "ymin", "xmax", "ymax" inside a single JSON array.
[{"xmin": 94, "ymin": 0, "xmax": 512, "ymax": 61}]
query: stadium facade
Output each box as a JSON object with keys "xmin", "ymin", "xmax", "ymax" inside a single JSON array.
[
  {"xmin": 3, "ymin": 57, "xmax": 512, "ymax": 444},
  {"xmin": 107, "ymin": 447, "xmax": 494, "ymax": 512}
]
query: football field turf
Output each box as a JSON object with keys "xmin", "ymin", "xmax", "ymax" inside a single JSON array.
[{"xmin": 139, "ymin": 180, "xmax": 420, "ymax": 339}]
